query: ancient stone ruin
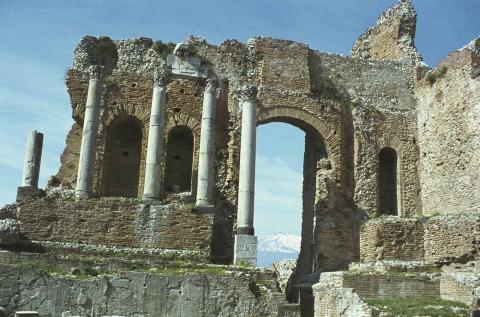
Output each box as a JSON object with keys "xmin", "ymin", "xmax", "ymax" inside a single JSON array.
[{"xmin": 1, "ymin": 0, "xmax": 480, "ymax": 316}]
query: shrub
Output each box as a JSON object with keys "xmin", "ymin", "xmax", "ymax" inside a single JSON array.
[{"xmin": 151, "ymin": 41, "xmax": 176, "ymax": 59}]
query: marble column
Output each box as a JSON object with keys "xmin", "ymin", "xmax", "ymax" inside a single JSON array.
[
  {"xmin": 195, "ymin": 78, "xmax": 218, "ymax": 208},
  {"xmin": 143, "ymin": 70, "xmax": 168, "ymax": 200},
  {"xmin": 236, "ymin": 85, "xmax": 258, "ymax": 235},
  {"xmin": 234, "ymin": 85, "xmax": 258, "ymax": 265},
  {"xmin": 75, "ymin": 65, "xmax": 103, "ymax": 199},
  {"xmin": 21, "ymin": 130, "xmax": 43, "ymax": 187}
]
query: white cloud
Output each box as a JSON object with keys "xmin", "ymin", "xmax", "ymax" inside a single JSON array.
[{"xmin": 254, "ymin": 154, "xmax": 303, "ymax": 236}]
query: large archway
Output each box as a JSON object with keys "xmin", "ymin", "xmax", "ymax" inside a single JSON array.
[
  {"xmin": 164, "ymin": 126, "xmax": 194, "ymax": 193},
  {"xmin": 102, "ymin": 116, "xmax": 143, "ymax": 198},
  {"xmin": 256, "ymin": 112, "xmax": 328, "ymax": 310},
  {"xmin": 255, "ymin": 122, "xmax": 304, "ymax": 267}
]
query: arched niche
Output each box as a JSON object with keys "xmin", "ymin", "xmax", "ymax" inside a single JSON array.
[
  {"xmin": 378, "ymin": 147, "xmax": 398, "ymax": 216},
  {"xmin": 164, "ymin": 126, "xmax": 194, "ymax": 193},
  {"xmin": 102, "ymin": 116, "xmax": 143, "ymax": 197}
]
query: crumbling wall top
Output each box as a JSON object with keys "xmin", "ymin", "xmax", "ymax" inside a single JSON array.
[{"xmin": 351, "ymin": 0, "xmax": 422, "ymax": 63}]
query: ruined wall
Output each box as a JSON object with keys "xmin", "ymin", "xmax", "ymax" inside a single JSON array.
[
  {"xmin": 359, "ymin": 211, "xmax": 480, "ymax": 264},
  {"xmin": 415, "ymin": 41, "xmax": 480, "ymax": 215},
  {"xmin": 360, "ymin": 216, "xmax": 424, "ymax": 262},
  {"xmin": 343, "ymin": 273, "xmax": 439, "ymax": 299},
  {"xmin": 17, "ymin": 196, "xmax": 212, "ymax": 251},
  {"xmin": 0, "ymin": 265, "xmax": 294, "ymax": 317},
  {"xmin": 424, "ymin": 211, "xmax": 480, "ymax": 264},
  {"xmin": 351, "ymin": 0, "xmax": 422, "ymax": 63},
  {"xmin": 50, "ymin": 12, "xmax": 424, "ymax": 269}
]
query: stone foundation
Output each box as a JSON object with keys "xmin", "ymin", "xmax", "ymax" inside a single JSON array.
[
  {"xmin": 0, "ymin": 264, "xmax": 297, "ymax": 317},
  {"xmin": 17, "ymin": 196, "xmax": 213, "ymax": 252}
]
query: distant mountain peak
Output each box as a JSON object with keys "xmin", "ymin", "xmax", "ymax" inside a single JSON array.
[{"xmin": 258, "ymin": 232, "xmax": 301, "ymax": 253}]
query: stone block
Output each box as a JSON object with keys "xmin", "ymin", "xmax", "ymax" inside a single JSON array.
[
  {"xmin": 167, "ymin": 54, "xmax": 208, "ymax": 78},
  {"xmin": 16, "ymin": 186, "xmax": 45, "ymax": 201},
  {"xmin": 15, "ymin": 312, "xmax": 40, "ymax": 317},
  {"xmin": 234, "ymin": 234, "xmax": 257, "ymax": 265}
]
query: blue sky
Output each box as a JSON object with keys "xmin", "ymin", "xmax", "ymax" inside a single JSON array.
[{"xmin": 0, "ymin": 0, "xmax": 479, "ymax": 236}]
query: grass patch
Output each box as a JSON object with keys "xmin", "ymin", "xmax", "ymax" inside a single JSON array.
[
  {"xmin": 366, "ymin": 297, "xmax": 470, "ymax": 317},
  {"xmin": 475, "ymin": 38, "xmax": 480, "ymax": 51},
  {"xmin": 425, "ymin": 66, "xmax": 448, "ymax": 85}
]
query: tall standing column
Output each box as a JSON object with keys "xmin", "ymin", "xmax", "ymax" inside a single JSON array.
[
  {"xmin": 75, "ymin": 65, "xmax": 103, "ymax": 199},
  {"xmin": 196, "ymin": 78, "xmax": 218, "ymax": 208},
  {"xmin": 21, "ymin": 130, "xmax": 44, "ymax": 188},
  {"xmin": 234, "ymin": 85, "xmax": 258, "ymax": 265},
  {"xmin": 143, "ymin": 70, "xmax": 168, "ymax": 200}
]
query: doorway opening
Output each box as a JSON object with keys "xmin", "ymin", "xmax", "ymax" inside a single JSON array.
[
  {"xmin": 164, "ymin": 126, "xmax": 194, "ymax": 193},
  {"xmin": 103, "ymin": 117, "xmax": 143, "ymax": 197}
]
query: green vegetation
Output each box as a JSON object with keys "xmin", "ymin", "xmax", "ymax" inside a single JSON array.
[
  {"xmin": 425, "ymin": 66, "xmax": 448, "ymax": 85},
  {"xmin": 151, "ymin": 40, "xmax": 176, "ymax": 59},
  {"xmin": 366, "ymin": 297, "xmax": 470, "ymax": 317},
  {"xmin": 475, "ymin": 38, "xmax": 480, "ymax": 51},
  {"xmin": 7, "ymin": 256, "xmax": 260, "ymax": 281}
]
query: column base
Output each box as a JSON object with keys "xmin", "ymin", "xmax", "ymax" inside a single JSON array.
[
  {"xmin": 16, "ymin": 186, "xmax": 45, "ymax": 201},
  {"xmin": 75, "ymin": 190, "xmax": 92, "ymax": 200},
  {"xmin": 194, "ymin": 203, "xmax": 214, "ymax": 214},
  {"xmin": 236, "ymin": 226, "xmax": 255, "ymax": 235},
  {"xmin": 234, "ymin": 234, "xmax": 257, "ymax": 266}
]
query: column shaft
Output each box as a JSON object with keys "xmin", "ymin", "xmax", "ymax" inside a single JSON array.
[
  {"xmin": 196, "ymin": 79, "xmax": 217, "ymax": 207},
  {"xmin": 143, "ymin": 72, "xmax": 167, "ymax": 200},
  {"xmin": 237, "ymin": 86, "xmax": 258, "ymax": 235},
  {"xmin": 21, "ymin": 130, "xmax": 43, "ymax": 187},
  {"xmin": 76, "ymin": 66, "xmax": 103, "ymax": 199}
]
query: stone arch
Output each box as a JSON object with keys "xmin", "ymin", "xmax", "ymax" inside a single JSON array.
[
  {"xmin": 164, "ymin": 125, "xmax": 195, "ymax": 193},
  {"xmin": 102, "ymin": 116, "xmax": 143, "ymax": 197},
  {"xmin": 102, "ymin": 103, "xmax": 150, "ymax": 133},
  {"xmin": 94, "ymin": 104, "xmax": 149, "ymax": 197},
  {"xmin": 377, "ymin": 135, "xmax": 404, "ymax": 216},
  {"xmin": 256, "ymin": 106, "xmax": 332, "ymax": 304},
  {"xmin": 163, "ymin": 113, "xmax": 201, "ymax": 195},
  {"xmin": 378, "ymin": 147, "xmax": 399, "ymax": 216}
]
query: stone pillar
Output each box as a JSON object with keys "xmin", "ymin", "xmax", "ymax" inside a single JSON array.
[
  {"xmin": 143, "ymin": 70, "xmax": 168, "ymax": 200},
  {"xmin": 75, "ymin": 65, "xmax": 103, "ymax": 199},
  {"xmin": 195, "ymin": 78, "xmax": 217, "ymax": 209},
  {"xmin": 234, "ymin": 85, "xmax": 258, "ymax": 265},
  {"xmin": 21, "ymin": 130, "xmax": 43, "ymax": 187}
]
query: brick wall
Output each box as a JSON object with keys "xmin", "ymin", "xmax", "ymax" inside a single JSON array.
[
  {"xmin": 415, "ymin": 47, "xmax": 480, "ymax": 215},
  {"xmin": 343, "ymin": 273, "xmax": 439, "ymax": 299},
  {"xmin": 424, "ymin": 211, "xmax": 480, "ymax": 264},
  {"xmin": 360, "ymin": 216, "xmax": 424, "ymax": 262},
  {"xmin": 17, "ymin": 197, "xmax": 212, "ymax": 252}
]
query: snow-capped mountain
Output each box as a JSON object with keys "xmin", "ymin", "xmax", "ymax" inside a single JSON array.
[
  {"xmin": 257, "ymin": 233, "xmax": 300, "ymax": 267},
  {"xmin": 258, "ymin": 233, "xmax": 301, "ymax": 253}
]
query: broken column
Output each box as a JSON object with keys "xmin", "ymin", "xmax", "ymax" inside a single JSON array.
[
  {"xmin": 234, "ymin": 85, "xmax": 258, "ymax": 265},
  {"xmin": 21, "ymin": 130, "xmax": 43, "ymax": 187},
  {"xmin": 143, "ymin": 70, "xmax": 168, "ymax": 200},
  {"xmin": 195, "ymin": 78, "xmax": 218, "ymax": 209},
  {"xmin": 75, "ymin": 65, "xmax": 103, "ymax": 199},
  {"xmin": 16, "ymin": 130, "xmax": 44, "ymax": 200}
]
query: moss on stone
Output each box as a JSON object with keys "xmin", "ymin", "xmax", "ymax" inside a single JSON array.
[{"xmin": 366, "ymin": 297, "xmax": 469, "ymax": 317}]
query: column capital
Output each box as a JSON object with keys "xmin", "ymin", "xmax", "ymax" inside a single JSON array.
[
  {"xmin": 237, "ymin": 85, "xmax": 258, "ymax": 103},
  {"xmin": 205, "ymin": 78, "xmax": 218, "ymax": 93},
  {"xmin": 153, "ymin": 70, "xmax": 170, "ymax": 87},
  {"xmin": 88, "ymin": 65, "xmax": 104, "ymax": 80}
]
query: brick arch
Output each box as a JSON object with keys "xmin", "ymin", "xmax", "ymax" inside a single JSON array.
[
  {"xmin": 258, "ymin": 106, "xmax": 332, "ymax": 140},
  {"xmin": 257, "ymin": 106, "xmax": 337, "ymax": 167},
  {"xmin": 163, "ymin": 113, "xmax": 201, "ymax": 196},
  {"xmin": 94, "ymin": 105, "xmax": 149, "ymax": 197},
  {"xmin": 101, "ymin": 104, "xmax": 150, "ymax": 135},
  {"xmin": 164, "ymin": 113, "xmax": 201, "ymax": 136},
  {"xmin": 376, "ymin": 137, "xmax": 405, "ymax": 217}
]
